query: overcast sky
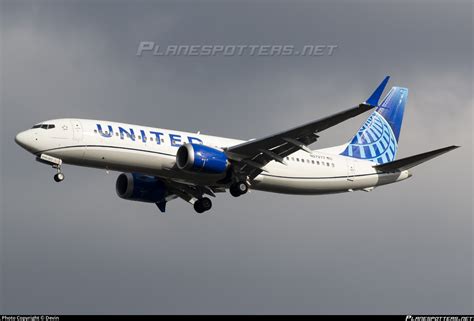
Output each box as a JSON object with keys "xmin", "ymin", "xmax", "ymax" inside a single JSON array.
[{"xmin": 1, "ymin": 0, "xmax": 472, "ymax": 314}]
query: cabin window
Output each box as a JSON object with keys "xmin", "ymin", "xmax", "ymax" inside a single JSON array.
[
  {"xmin": 317, "ymin": 161, "xmax": 320, "ymax": 165},
  {"xmin": 326, "ymin": 162, "xmax": 330, "ymax": 166},
  {"xmin": 150, "ymin": 137, "xmax": 154, "ymax": 141},
  {"xmin": 94, "ymin": 129, "xmax": 98, "ymax": 133},
  {"xmin": 311, "ymin": 160, "xmax": 315, "ymax": 164}
]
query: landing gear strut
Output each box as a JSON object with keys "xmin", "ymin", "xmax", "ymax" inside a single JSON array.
[
  {"xmin": 194, "ymin": 197, "xmax": 212, "ymax": 213},
  {"xmin": 229, "ymin": 181, "xmax": 248, "ymax": 197}
]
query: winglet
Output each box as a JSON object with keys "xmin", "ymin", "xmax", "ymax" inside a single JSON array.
[{"xmin": 364, "ymin": 76, "xmax": 390, "ymax": 106}]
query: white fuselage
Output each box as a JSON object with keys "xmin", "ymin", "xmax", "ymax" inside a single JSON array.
[{"xmin": 15, "ymin": 118, "xmax": 411, "ymax": 194}]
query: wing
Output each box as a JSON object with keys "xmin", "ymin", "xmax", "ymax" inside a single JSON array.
[{"xmin": 226, "ymin": 76, "xmax": 390, "ymax": 179}]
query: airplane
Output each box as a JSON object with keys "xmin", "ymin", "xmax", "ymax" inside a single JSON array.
[{"xmin": 15, "ymin": 77, "xmax": 458, "ymax": 213}]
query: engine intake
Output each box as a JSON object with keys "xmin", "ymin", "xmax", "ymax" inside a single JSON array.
[
  {"xmin": 116, "ymin": 173, "xmax": 167, "ymax": 203},
  {"xmin": 176, "ymin": 143, "xmax": 229, "ymax": 174}
]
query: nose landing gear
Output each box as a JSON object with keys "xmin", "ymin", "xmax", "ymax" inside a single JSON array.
[
  {"xmin": 53, "ymin": 170, "xmax": 65, "ymax": 182},
  {"xmin": 36, "ymin": 154, "xmax": 65, "ymax": 183}
]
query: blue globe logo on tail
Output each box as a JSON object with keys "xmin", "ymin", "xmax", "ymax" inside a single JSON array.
[{"xmin": 340, "ymin": 87, "xmax": 408, "ymax": 164}]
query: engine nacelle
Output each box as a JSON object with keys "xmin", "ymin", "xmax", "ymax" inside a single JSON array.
[
  {"xmin": 176, "ymin": 143, "xmax": 229, "ymax": 174},
  {"xmin": 116, "ymin": 173, "xmax": 167, "ymax": 203}
]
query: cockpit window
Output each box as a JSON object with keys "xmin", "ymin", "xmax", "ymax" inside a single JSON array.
[{"xmin": 32, "ymin": 124, "xmax": 55, "ymax": 129}]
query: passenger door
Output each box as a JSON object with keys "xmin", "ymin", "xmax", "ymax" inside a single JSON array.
[{"xmin": 70, "ymin": 120, "xmax": 83, "ymax": 141}]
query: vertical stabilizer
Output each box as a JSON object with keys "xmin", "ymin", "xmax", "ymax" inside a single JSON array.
[{"xmin": 340, "ymin": 87, "xmax": 408, "ymax": 164}]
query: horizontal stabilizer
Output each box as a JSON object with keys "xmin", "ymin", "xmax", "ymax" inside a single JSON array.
[{"xmin": 373, "ymin": 145, "xmax": 459, "ymax": 172}]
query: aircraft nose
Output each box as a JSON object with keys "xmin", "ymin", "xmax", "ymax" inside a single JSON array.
[
  {"xmin": 15, "ymin": 130, "xmax": 36, "ymax": 152},
  {"xmin": 15, "ymin": 131, "xmax": 28, "ymax": 148}
]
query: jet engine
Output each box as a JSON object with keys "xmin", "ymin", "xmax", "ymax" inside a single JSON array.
[
  {"xmin": 116, "ymin": 173, "xmax": 167, "ymax": 203},
  {"xmin": 176, "ymin": 143, "xmax": 229, "ymax": 174}
]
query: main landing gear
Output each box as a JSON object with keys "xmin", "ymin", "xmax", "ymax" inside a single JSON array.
[
  {"xmin": 229, "ymin": 181, "xmax": 248, "ymax": 197},
  {"xmin": 194, "ymin": 197, "xmax": 212, "ymax": 214}
]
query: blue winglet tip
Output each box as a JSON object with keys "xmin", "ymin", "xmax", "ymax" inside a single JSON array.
[{"xmin": 365, "ymin": 76, "xmax": 390, "ymax": 106}]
